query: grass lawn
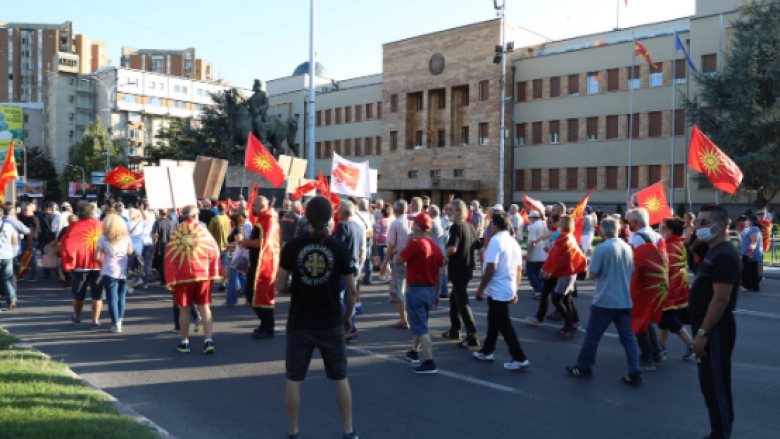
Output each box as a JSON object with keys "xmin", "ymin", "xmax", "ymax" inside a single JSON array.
[{"xmin": 0, "ymin": 328, "xmax": 161, "ymax": 439}]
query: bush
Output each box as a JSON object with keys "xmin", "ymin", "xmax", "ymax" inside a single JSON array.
[
  {"xmin": 616, "ymin": 204, "xmax": 624, "ymax": 215},
  {"xmin": 676, "ymin": 203, "xmax": 687, "ymax": 217},
  {"xmin": 773, "ymin": 224, "xmax": 780, "ymax": 233}
]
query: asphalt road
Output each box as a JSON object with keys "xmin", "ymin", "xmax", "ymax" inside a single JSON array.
[{"xmin": 2, "ymin": 271, "xmax": 779, "ymax": 439}]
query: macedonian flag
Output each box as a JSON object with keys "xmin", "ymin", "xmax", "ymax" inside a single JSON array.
[
  {"xmin": 165, "ymin": 219, "xmax": 222, "ymax": 289},
  {"xmin": 635, "ymin": 182, "xmax": 672, "ymax": 226},
  {"xmin": 18, "ymin": 247, "xmax": 33, "ymax": 278},
  {"xmin": 251, "ymin": 208, "xmax": 280, "ymax": 308},
  {"xmin": 759, "ymin": 219, "xmax": 772, "ymax": 253},
  {"xmin": 662, "ymin": 235, "xmax": 689, "ymax": 311},
  {"xmin": 245, "ymin": 133, "xmax": 285, "ymax": 188},
  {"xmin": 634, "ymin": 39, "xmax": 657, "ymax": 69},
  {"xmin": 0, "ymin": 140, "xmax": 19, "ymax": 202},
  {"xmin": 104, "ymin": 166, "xmax": 145, "ymax": 189},
  {"xmin": 631, "ymin": 235, "xmax": 669, "ymax": 333},
  {"xmin": 689, "ymin": 126, "xmax": 743, "ymax": 194},
  {"xmin": 61, "ymin": 218, "xmax": 103, "ymax": 272},
  {"xmin": 541, "ymin": 232, "xmax": 587, "ymax": 277}
]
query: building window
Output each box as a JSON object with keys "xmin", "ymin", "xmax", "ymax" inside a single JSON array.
[
  {"xmin": 366, "ymin": 103, "xmax": 374, "ymax": 119},
  {"xmin": 587, "ymin": 72, "xmax": 599, "ymax": 94},
  {"xmin": 550, "ymin": 77, "xmax": 560, "ymax": 98},
  {"xmin": 325, "ymin": 109, "xmax": 332, "ymax": 125},
  {"xmin": 568, "ymin": 119, "xmax": 579, "ymax": 143},
  {"xmin": 532, "ymin": 122, "xmax": 542, "ymax": 144},
  {"xmin": 627, "ymin": 165, "xmax": 639, "ymax": 188},
  {"xmin": 531, "ymin": 169, "xmax": 542, "ymax": 190},
  {"xmin": 315, "ymin": 141, "xmax": 322, "ymax": 159},
  {"xmin": 430, "ymin": 169, "xmax": 441, "ymax": 178},
  {"xmin": 532, "ymin": 79, "xmax": 542, "ymax": 100},
  {"xmin": 334, "ymin": 140, "xmax": 342, "ymax": 155},
  {"xmin": 23, "ymin": 130, "xmax": 29, "ymax": 139},
  {"xmin": 479, "ymin": 80, "xmax": 490, "ymax": 101},
  {"xmin": 586, "ymin": 117, "xmax": 598, "ymax": 141},
  {"xmin": 607, "ymin": 68, "xmax": 619, "ymax": 92},
  {"xmin": 549, "ymin": 120, "xmax": 560, "ymax": 144},
  {"xmin": 628, "ymin": 66, "xmax": 640, "ymax": 89},
  {"xmin": 415, "ymin": 130, "xmax": 423, "ymax": 148},
  {"xmin": 515, "ymin": 170, "xmax": 525, "ymax": 190},
  {"xmin": 567, "ymin": 168, "xmax": 578, "ymax": 190},
  {"xmin": 649, "ymin": 165, "xmax": 662, "ymax": 184},
  {"xmin": 316, "ymin": 111, "xmax": 322, "ymax": 126},
  {"xmin": 461, "ymin": 86, "xmax": 470, "ymax": 106},
  {"xmin": 335, "ymin": 108, "xmax": 342, "ymax": 124},
  {"xmin": 345, "ymin": 139, "xmax": 353, "ymax": 155},
  {"xmin": 408, "ymin": 170, "xmax": 418, "ymax": 178},
  {"xmin": 182, "ymin": 86, "xmax": 188, "ymax": 94},
  {"xmin": 174, "ymin": 85, "xmax": 180, "ymax": 93},
  {"xmin": 345, "ymin": 106, "xmax": 352, "ymax": 123},
  {"xmin": 355, "ymin": 105, "xmax": 362, "ymax": 122},
  {"xmin": 607, "ymin": 115, "xmax": 619, "ymax": 139},
  {"xmin": 649, "ymin": 111, "xmax": 662, "ymax": 137},
  {"xmin": 454, "ymin": 169, "xmax": 465, "ymax": 178},
  {"xmin": 629, "ymin": 113, "xmax": 640, "ymax": 139},
  {"xmin": 390, "ymin": 131, "xmax": 398, "ymax": 150},
  {"xmin": 150, "ymin": 82, "xmax": 156, "ymax": 90},
  {"xmin": 702, "ymin": 54, "xmax": 718, "ymax": 76},
  {"xmin": 674, "ymin": 59, "xmax": 687, "ymax": 84},
  {"xmin": 674, "ymin": 110, "xmax": 686, "ymax": 136},
  {"xmin": 435, "ymin": 90, "xmax": 446, "ymax": 109},
  {"xmin": 461, "ymin": 126, "xmax": 469, "ymax": 145},
  {"xmin": 515, "ymin": 123, "xmax": 526, "ymax": 146},
  {"xmin": 412, "ymin": 92, "xmax": 424, "ymax": 112},
  {"xmin": 366, "ymin": 137, "xmax": 373, "ymax": 155},
  {"xmin": 516, "ymin": 81, "xmax": 526, "ymax": 102},
  {"xmin": 606, "ymin": 166, "xmax": 618, "ymax": 189},
  {"xmin": 479, "ymin": 122, "xmax": 489, "ymax": 145},
  {"xmin": 354, "ymin": 138, "xmax": 363, "ymax": 156},
  {"xmin": 674, "ymin": 164, "xmax": 685, "ymax": 188},
  {"xmin": 437, "ymin": 129, "xmax": 445, "ymax": 147},
  {"xmin": 376, "ymin": 136, "xmax": 382, "ymax": 154},
  {"xmin": 586, "ymin": 167, "xmax": 598, "ymax": 188},
  {"xmin": 324, "ymin": 141, "xmax": 332, "ymax": 157},
  {"xmin": 549, "ymin": 169, "xmax": 560, "ymax": 190},
  {"xmin": 196, "ymin": 89, "xmax": 202, "ymax": 96},
  {"xmin": 391, "ymin": 94, "xmax": 398, "ymax": 112},
  {"xmin": 377, "ymin": 102, "xmax": 382, "ymax": 119},
  {"xmin": 650, "ymin": 64, "xmax": 663, "ymax": 87},
  {"xmin": 568, "ymin": 74, "xmax": 579, "ymax": 96}
]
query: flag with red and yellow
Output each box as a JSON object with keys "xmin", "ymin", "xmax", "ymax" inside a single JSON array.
[
  {"xmin": 104, "ymin": 166, "xmax": 144, "ymax": 189},
  {"xmin": 635, "ymin": 182, "xmax": 673, "ymax": 226},
  {"xmin": 688, "ymin": 126, "xmax": 743, "ymax": 194},
  {"xmin": 0, "ymin": 140, "xmax": 19, "ymax": 202},
  {"xmin": 634, "ymin": 39, "xmax": 657, "ymax": 69},
  {"xmin": 245, "ymin": 133, "xmax": 286, "ymax": 187}
]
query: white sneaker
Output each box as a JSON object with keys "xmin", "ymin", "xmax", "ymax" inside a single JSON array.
[
  {"xmin": 138, "ymin": 284, "xmax": 149, "ymax": 290},
  {"xmin": 504, "ymin": 359, "xmax": 530, "ymax": 371},
  {"xmin": 117, "ymin": 321, "xmax": 122, "ymax": 332},
  {"xmin": 127, "ymin": 288, "xmax": 135, "ymax": 295},
  {"xmin": 110, "ymin": 325, "xmax": 121, "ymax": 333},
  {"xmin": 473, "ymin": 351, "xmax": 494, "ymax": 362}
]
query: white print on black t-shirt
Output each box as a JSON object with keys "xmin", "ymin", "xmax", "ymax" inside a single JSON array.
[{"xmin": 296, "ymin": 243, "xmax": 336, "ymax": 287}]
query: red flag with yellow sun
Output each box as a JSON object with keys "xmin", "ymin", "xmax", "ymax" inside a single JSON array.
[
  {"xmin": 245, "ymin": 133, "xmax": 286, "ymax": 187},
  {"xmin": 61, "ymin": 218, "xmax": 103, "ymax": 272},
  {"xmin": 18, "ymin": 247, "xmax": 33, "ymax": 277},
  {"xmin": 104, "ymin": 166, "xmax": 144, "ymax": 189},
  {"xmin": 164, "ymin": 219, "xmax": 222, "ymax": 290},
  {"xmin": 634, "ymin": 39, "xmax": 657, "ymax": 69},
  {"xmin": 635, "ymin": 181, "xmax": 672, "ymax": 226},
  {"xmin": 0, "ymin": 140, "xmax": 19, "ymax": 202},
  {"xmin": 688, "ymin": 125, "xmax": 743, "ymax": 194}
]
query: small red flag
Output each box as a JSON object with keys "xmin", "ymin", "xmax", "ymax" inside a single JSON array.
[
  {"xmin": 573, "ymin": 187, "xmax": 596, "ymax": 242},
  {"xmin": 635, "ymin": 182, "xmax": 673, "ymax": 226},
  {"xmin": 519, "ymin": 208, "xmax": 529, "ymax": 224},
  {"xmin": 634, "ymin": 40, "xmax": 657, "ymax": 69},
  {"xmin": 104, "ymin": 166, "xmax": 144, "ymax": 189},
  {"xmin": 426, "ymin": 127, "xmax": 438, "ymax": 140},
  {"xmin": 245, "ymin": 133, "xmax": 286, "ymax": 187},
  {"xmin": 688, "ymin": 126, "xmax": 743, "ymax": 194},
  {"xmin": 0, "ymin": 140, "xmax": 19, "ymax": 202},
  {"xmin": 18, "ymin": 247, "xmax": 33, "ymax": 277},
  {"xmin": 522, "ymin": 194, "xmax": 545, "ymax": 216}
]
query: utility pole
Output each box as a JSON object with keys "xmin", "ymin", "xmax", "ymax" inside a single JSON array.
[
  {"xmin": 495, "ymin": 0, "xmax": 507, "ymax": 205},
  {"xmin": 306, "ymin": 0, "xmax": 317, "ymax": 180}
]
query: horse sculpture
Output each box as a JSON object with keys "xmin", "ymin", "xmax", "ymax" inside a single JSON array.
[{"xmin": 224, "ymin": 88, "xmax": 299, "ymax": 160}]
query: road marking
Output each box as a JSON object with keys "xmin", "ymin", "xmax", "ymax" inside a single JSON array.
[
  {"xmin": 346, "ymin": 346, "xmax": 535, "ymax": 397},
  {"xmin": 733, "ymin": 309, "xmax": 780, "ymax": 319}
]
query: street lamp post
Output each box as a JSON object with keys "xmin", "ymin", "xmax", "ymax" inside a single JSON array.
[
  {"xmin": 493, "ymin": 0, "xmax": 511, "ymax": 205},
  {"xmin": 53, "ymin": 160, "xmax": 86, "ymax": 185}
]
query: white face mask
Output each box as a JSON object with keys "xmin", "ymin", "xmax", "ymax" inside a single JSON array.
[
  {"xmin": 469, "ymin": 205, "xmax": 475, "ymax": 211},
  {"xmin": 696, "ymin": 222, "xmax": 719, "ymax": 243}
]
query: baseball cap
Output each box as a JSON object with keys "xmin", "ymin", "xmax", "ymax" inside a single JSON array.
[
  {"xmin": 61, "ymin": 201, "xmax": 71, "ymax": 209},
  {"xmin": 528, "ymin": 210, "xmax": 541, "ymax": 218},
  {"xmin": 493, "ymin": 204, "xmax": 504, "ymax": 211},
  {"xmin": 412, "ymin": 212, "xmax": 432, "ymax": 230},
  {"xmin": 585, "ymin": 206, "xmax": 592, "ymax": 212}
]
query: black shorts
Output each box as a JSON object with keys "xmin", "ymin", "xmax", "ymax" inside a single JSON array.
[
  {"xmin": 71, "ymin": 271, "xmax": 105, "ymax": 302},
  {"xmin": 286, "ymin": 326, "xmax": 347, "ymax": 382}
]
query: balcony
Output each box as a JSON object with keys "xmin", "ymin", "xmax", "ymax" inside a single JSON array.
[
  {"xmin": 76, "ymin": 100, "xmax": 92, "ymax": 111},
  {"xmin": 76, "ymin": 82, "xmax": 93, "ymax": 93}
]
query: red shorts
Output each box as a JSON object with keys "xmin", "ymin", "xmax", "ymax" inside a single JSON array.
[{"xmin": 173, "ymin": 281, "xmax": 212, "ymax": 307}]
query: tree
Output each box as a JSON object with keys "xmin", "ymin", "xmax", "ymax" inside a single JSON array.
[
  {"xmin": 24, "ymin": 147, "xmax": 62, "ymax": 201},
  {"xmin": 683, "ymin": 0, "xmax": 780, "ymax": 208},
  {"xmin": 62, "ymin": 119, "xmax": 124, "ymax": 196}
]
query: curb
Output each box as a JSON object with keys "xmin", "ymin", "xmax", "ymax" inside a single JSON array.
[{"xmin": 6, "ymin": 341, "xmax": 179, "ymax": 439}]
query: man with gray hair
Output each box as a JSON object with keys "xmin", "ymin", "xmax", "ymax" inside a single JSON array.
[
  {"xmin": 567, "ymin": 217, "xmax": 642, "ymax": 386},
  {"xmin": 469, "ymin": 200, "xmax": 485, "ymax": 240},
  {"xmin": 381, "ymin": 199, "xmax": 411, "ymax": 328},
  {"xmin": 409, "ymin": 197, "xmax": 423, "ymax": 219},
  {"xmin": 428, "ymin": 205, "xmax": 448, "ymax": 299},
  {"xmin": 509, "ymin": 204, "xmax": 524, "ymax": 244},
  {"xmin": 444, "ymin": 199, "xmax": 481, "ymax": 348},
  {"xmin": 334, "ymin": 200, "xmax": 365, "ymax": 340},
  {"xmin": 281, "ymin": 200, "xmax": 303, "ymax": 247}
]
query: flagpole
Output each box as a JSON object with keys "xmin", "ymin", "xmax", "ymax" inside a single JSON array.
[
  {"xmin": 616, "ymin": 0, "xmax": 620, "ymax": 30},
  {"xmin": 684, "ymin": 36, "xmax": 692, "ymax": 212},
  {"xmin": 669, "ymin": 29, "xmax": 677, "ymax": 209},
  {"xmin": 715, "ymin": 13, "xmax": 723, "ymax": 204},
  {"xmin": 626, "ymin": 33, "xmax": 636, "ymax": 210},
  {"xmin": 497, "ymin": 0, "xmax": 507, "ymax": 206},
  {"xmin": 306, "ymin": 0, "xmax": 317, "ymax": 180}
]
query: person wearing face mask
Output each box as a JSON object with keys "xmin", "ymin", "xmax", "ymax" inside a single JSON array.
[
  {"xmin": 688, "ymin": 204, "xmax": 741, "ymax": 439},
  {"xmin": 625, "ymin": 207, "xmax": 667, "ymax": 372},
  {"xmin": 738, "ymin": 214, "xmax": 763, "ymax": 292},
  {"xmin": 657, "ymin": 218, "xmax": 695, "ymax": 361}
]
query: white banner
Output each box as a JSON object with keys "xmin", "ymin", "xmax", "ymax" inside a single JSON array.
[{"xmin": 330, "ymin": 153, "xmax": 371, "ymax": 198}]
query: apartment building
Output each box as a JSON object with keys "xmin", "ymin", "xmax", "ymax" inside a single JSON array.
[
  {"xmin": 0, "ymin": 21, "xmax": 106, "ymax": 103},
  {"xmin": 121, "ymin": 47, "xmax": 214, "ymax": 81}
]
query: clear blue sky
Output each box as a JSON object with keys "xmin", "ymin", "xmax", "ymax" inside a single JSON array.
[{"xmin": 6, "ymin": 0, "xmax": 695, "ymax": 88}]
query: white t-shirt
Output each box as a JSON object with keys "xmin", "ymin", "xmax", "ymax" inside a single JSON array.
[
  {"xmin": 97, "ymin": 235, "xmax": 132, "ymax": 279},
  {"xmin": 127, "ymin": 220, "xmax": 146, "ymax": 254},
  {"xmin": 630, "ymin": 226, "xmax": 661, "ymax": 249},
  {"xmin": 527, "ymin": 220, "xmax": 549, "ymax": 262},
  {"xmin": 142, "ymin": 211, "xmax": 156, "ymax": 246},
  {"xmin": 483, "ymin": 231, "xmax": 524, "ymax": 301}
]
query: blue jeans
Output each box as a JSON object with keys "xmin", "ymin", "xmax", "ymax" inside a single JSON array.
[
  {"xmin": 0, "ymin": 258, "xmax": 16, "ymax": 301},
  {"xmin": 102, "ymin": 276, "xmax": 128, "ymax": 324},
  {"xmin": 577, "ymin": 305, "xmax": 641, "ymax": 375},
  {"xmin": 21, "ymin": 240, "xmax": 39, "ymax": 280},
  {"xmin": 526, "ymin": 261, "xmax": 544, "ymax": 292},
  {"xmin": 362, "ymin": 238, "xmax": 373, "ymax": 284},
  {"xmin": 142, "ymin": 244, "xmax": 154, "ymax": 285},
  {"xmin": 38, "ymin": 240, "xmax": 54, "ymax": 278},
  {"xmin": 226, "ymin": 266, "xmax": 246, "ymax": 305}
]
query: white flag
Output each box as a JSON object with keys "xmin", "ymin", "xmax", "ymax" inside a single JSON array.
[{"xmin": 330, "ymin": 153, "xmax": 371, "ymax": 198}]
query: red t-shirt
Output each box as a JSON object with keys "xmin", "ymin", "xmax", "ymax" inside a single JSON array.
[{"xmin": 399, "ymin": 237, "xmax": 443, "ymax": 286}]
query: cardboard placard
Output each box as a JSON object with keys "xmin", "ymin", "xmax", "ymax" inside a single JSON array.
[
  {"xmin": 168, "ymin": 167, "xmax": 198, "ymax": 208},
  {"xmin": 278, "ymin": 155, "xmax": 293, "ymax": 177},
  {"xmin": 369, "ymin": 169, "xmax": 378, "ymax": 194},
  {"xmin": 143, "ymin": 166, "xmax": 197, "ymax": 210},
  {"xmin": 193, "ymin": 156, "xmax": 228, "ymax": 199},
  {"xmin": 289, "ymin": 158, "xmax": 308, "ymax": 179}
]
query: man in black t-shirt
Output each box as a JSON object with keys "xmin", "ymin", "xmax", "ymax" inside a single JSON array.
[
  {"xmin": 280, "ymin": 200, "xmax": 302, "ymax": 246},
  {"xmin": 276, "ymin": 196, "xmax": 358, "ymax": 439},
  {"xmin": 152, "ymin": 209, "xmax": 175, "ymax": 285},
  {"xmin": 443, "ymin": 199, "xmax": 482, "ymax": 349},
  {"xmin": 199, "ymin": 199, "xmax": 216, "ymax": 228},
  {"xmin": 688, "ymin": 205, "xmax": 741, "ymax": 439}
]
